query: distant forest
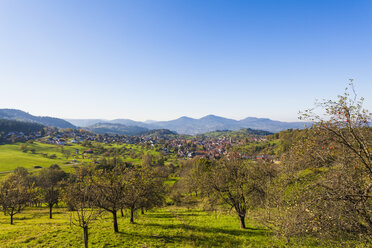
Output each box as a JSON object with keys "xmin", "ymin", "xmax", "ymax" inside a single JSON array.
[{"xmin": 0, "ymin": 119, "xmax": 44, "ymax": 135}]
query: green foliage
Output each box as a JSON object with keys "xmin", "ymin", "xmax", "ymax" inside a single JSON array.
[
  {"xmin": 0, "ymin": 119, "xmax": 44, "ymax": 139},
  {"xmin": 87, "ymin": 123, "xmax": 148, "ymax": 135},
  {"xmin": 0, "ymin": 170, "xmax": 35, "ymax": 224},
  {"xmin": 0, "ymin": 142, "xmax": 160, "ymax": 173},
  {"xmin": 0, "ymin": 142, "xmax": 86, "ymax": 172},
  {"xmin": 273, "ymin": 83, "xmax": 372, "ymax": 240},
  {"xmin": 36, "ymin": 165, "xmax": 67, "ymax": 219}
]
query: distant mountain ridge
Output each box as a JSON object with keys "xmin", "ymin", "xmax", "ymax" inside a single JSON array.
[
  {"xmin": 0, "ymin": 109, "xmax": 75, "ymax": 129},
  {"xmin": 0, "ymin": 109, "xmax": 310, "ymax": 135},
  {"xmin": 67, "ymin": 114, "xmax": 310, "ymax": 134}
]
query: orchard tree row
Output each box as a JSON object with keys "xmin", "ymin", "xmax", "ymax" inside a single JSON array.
[{"xmin": 0, "ymin": 157, "xmax": 166, "ymax": 248}]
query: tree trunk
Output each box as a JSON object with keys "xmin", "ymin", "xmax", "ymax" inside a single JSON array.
[
  {"xmin": 49, "ymin": 204, "xmax": 53, "ymax": 219},
  {"xmin": 112, "ymin": 211, "xmax": 119, "ymax": 233},
  {"xmin": 120, "ymin": 208, "xmax": 124, "ymax": 217},
  {"xmin": 141, "ymin": 207, "xmax": 144, "ymax": 215},
  {"xmin": 83, "ymin": 226, "xmax": 89, "ymax": 248},
  {"xmin": 10, "ymin": 214, "xmax": 14, "ymax": 225},
  {"xmin": 130, "ymin": 207, "xmax": 134, "ymax": 224},
  {"xmin": 239, "ymin": 215, "xmax": 246, "ymax": 229}
]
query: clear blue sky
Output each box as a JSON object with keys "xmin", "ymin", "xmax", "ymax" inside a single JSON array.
[{"xmin": 1, "ymin": 0, "xmax": 371, "ymax": 121}]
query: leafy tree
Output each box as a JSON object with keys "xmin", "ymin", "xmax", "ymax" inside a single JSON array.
[
  {"xmin": 182, "ymin": 158, "xmax": 211, "ymax": 197},
  {"xmin": 142, "ymin": 152, "xmax": 153, "ymax": 167},
  {"xmin": 62, "ymin": 149, "xmax": 71, "ymax": 159},
  {"xmin": 36, "ymin": 164, "xmax": 67, "ymax": 218},
  {"xmin": 280, "ymin": 83, "xmax": 371, "ymax": 239},
  {"xmin": 19, "ymin": 144, "xmax": 28, "ymax": 153},
  {"xmin": 123, "ymin": 165, "xmax": 165, "ymax": 223},
  {"xmin": 0, "ymin": 172, "xmax": 34, "ymax": 224}
]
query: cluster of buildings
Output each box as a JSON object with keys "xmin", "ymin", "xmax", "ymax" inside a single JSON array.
[{"xmin": 1, "ymin": 126, "xmax": 275, "ymax": 162}]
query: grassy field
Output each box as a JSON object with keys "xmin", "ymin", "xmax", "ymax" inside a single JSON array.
[
  {"xmin": 0, "ymin": 142, "xmax": 84, "ymax": 172},
  {"xmin": 0, "ymin": 207, "xmax": 359, "ymax": 248},
  {"xmin": 0, "ymin": 142, "xmax": 164, "ymax": 174}
]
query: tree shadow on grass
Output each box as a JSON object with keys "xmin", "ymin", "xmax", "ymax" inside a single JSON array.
[
  {"xmin": 117, "ymin": 229, "xmax": 245, "ymax": 247},
  {"xmin": 146, "ymin": 212, "xmax": 200, "ymax": 219},
  {"xmin": 114, "ymin": 217, "xmax": 269, "ymax": 247},
  {"xmin": 144, "ymin": 212, "xmax": 174, "ymax": 219},
  {"xmin": 143, "ymin": 222, "xmax": 267, "ymax": 237}
]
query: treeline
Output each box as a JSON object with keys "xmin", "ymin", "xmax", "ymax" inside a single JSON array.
[
  {"xmin": 0, "ymin": 119, "xmax": 45, "ymax": 135},
  {"xmin": 0, "ymin": 156, "xmax": 166, "ymax": 248}
]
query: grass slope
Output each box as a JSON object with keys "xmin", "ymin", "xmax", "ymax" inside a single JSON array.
[
  {"xmin": 0, "ymin": 142, "xmax": 162, "ymax": 173},
  {"xmin": 0, "ymin": 142, "xmax": 81, "ymax": 172},
  {"xmin": 0, "ymin": 207, "xmax": 350, "ymax": 248}
]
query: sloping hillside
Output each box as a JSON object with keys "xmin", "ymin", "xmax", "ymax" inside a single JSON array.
[{"xmin": 0, "ymin": 109, "xmax": 75, "ymax": 129}]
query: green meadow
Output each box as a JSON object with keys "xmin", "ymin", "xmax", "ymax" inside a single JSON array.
[
  {"xmin": 0, "ymin": 141, "xmax": 368, "ymax": 247},
  {"xmin": 0, "ymin": 142, "xmax": 81, "ymax": 172},
  {"xmin": 0, "ymin": 207, "xmax": 354, "ymax": 248},
  {"xmin": 0, "ymin": 142, "xmax": 163, "ymax": 174}
]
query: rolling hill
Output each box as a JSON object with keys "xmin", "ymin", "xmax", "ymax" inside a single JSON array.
[
  {"xmin": 0, "ymin": 109, "xmax": 75, "ymax": 129},
  {"xmin": 86, "ymin": 123, "xmax": 148, "ymax": 136}
]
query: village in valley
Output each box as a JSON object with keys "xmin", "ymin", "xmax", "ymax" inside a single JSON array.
[{"xmin": 1, "ymin": 126, "xmax": 275, "ymax": 163}]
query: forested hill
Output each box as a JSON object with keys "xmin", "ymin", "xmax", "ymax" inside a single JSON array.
[
  {"xmin": 86, "ymin": 123, "xmax": 148, "ymax": 136},
  {"xmin": 0, "ymin": 119, "xmax": 45, "ymax": 134},
  {"xmin": 137, "ymin": 129, "xmax": 178, "ymax": 137},
  {"xmin": 0, "ymin": 109, "xmax": 75, "ymax": 129}
]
